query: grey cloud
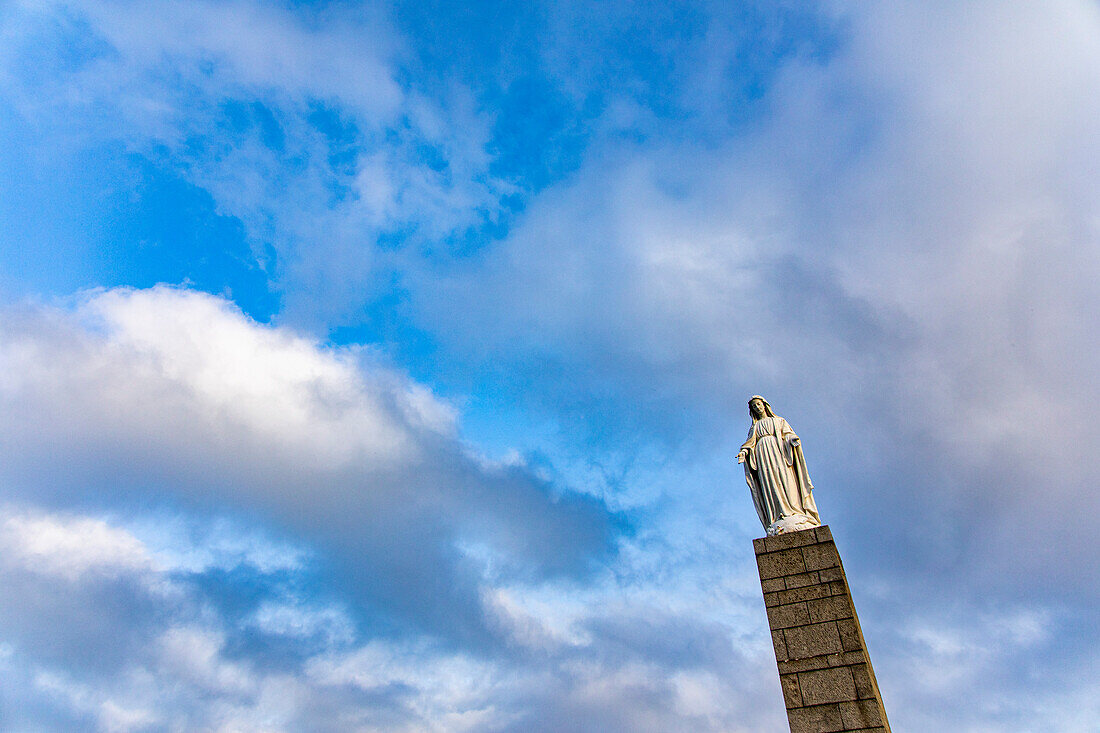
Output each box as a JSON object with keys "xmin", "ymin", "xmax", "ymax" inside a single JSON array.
[
  {"xmin": 0, "ymin": 287, "xmax": 616, "ymax": 649},
  {"xmin": 406, "ymin": 0, "xmax": 1100, "ymax": 566},
  {"xmin": 392, "ymin": 3, "xmax": 1100, "ymax": 727},
  {"xmin": 0, "ymin": 505, "xmax": 786, "ymax": 732}
]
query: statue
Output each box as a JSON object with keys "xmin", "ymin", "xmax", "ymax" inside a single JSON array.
[{"xmin": 737, "ymin": 396, "xmax": 820, "ymax": 536}]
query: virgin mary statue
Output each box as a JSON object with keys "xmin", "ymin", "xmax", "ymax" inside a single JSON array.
[{"xmin": 737, "ymin": 396, "xmax": 820, "ymax": 536}]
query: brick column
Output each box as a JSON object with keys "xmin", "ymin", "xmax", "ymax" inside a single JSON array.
[{"xmin": 753, "ymin": 526, "xmax": 890, "ymax": 733}]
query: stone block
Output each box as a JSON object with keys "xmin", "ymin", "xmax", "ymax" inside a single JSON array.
[
  {"xmin": 764, "ymin": 527, "xmax": 819, "ymax": 552},
  {"xmin": 780, "ymin": 673, "xmax": 803, "ymax": 708},
  {"xmin": 814, "ymin": 525, "xmax": 833, "ymax": 542},
  {"xmin": 840, "ymin": 699, "xmax": 884, "ymax": 728},
  {"xmin": 818, "ymin": 566, "xmax": 845, "ymax": 583},
  {"xmin": 767, "ymin": 601, "xmax": 810, "ymax": 630},
  {"xmin": 808, "ymin": 595, "xmax": 854, "ymax": 623},
  {"xmin": 772, "ymin": 630, "xmax": 789, "ymax": 662},
  {"xmin": 840, "ymin": 650, "xmax": 867, "ymax": 665},
  {"xmin": 783, "ymin": 620, "xmax": 842, "ymax": 659},
  {"xmin": 774, "ymin": 582, "xmax": 838, "ymax": 606},
  {"xmin": 761, "ymin": 577, "xmax": 786, "ymax": 593},
  {"xmin": 802, "ymin": 541, "xmax": 841, "ymax": 571},
  {"xmin": 798, "ymin": 666, "xmax": 857, "ymax": 706},
  {"xmin": 779, "ymin": 654, "xmax": 832, "ymax": 675},
  {"xmin": 787, "ymin": 703, "xmax": 844, "ymax": 733},
  {"xmin": 837, "ymin": 618, "xmax": 863, "ymax": 652},
  {"xmin": 784, "ymin": 571, "xmax": 820, "ymax": 589},
  {"xmin": 851, "ymin": 664, "xmax": 877, "ymax": 700},
  {"xmin": 757, "ymin": 548, "xmax": 807, "ymax": 579}
]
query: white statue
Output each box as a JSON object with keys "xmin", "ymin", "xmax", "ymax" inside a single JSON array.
[{"xmin": 737, "ymin": 396, "xmax": 820, "ymax": 536}]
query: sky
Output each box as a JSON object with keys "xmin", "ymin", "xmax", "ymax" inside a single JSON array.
[{"xmin": 1, "ymin": 1, "xmax": 1099, "ymax": 731}]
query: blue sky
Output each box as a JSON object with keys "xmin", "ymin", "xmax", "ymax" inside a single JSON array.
[{"xmin": 1, "ymin": 1, "xmax": 1099, "ymax": 730}]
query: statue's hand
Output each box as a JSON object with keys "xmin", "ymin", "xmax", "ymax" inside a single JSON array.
[
  {"xmin": 789, "ymin": 437, "xmax": 800, "ymax": 448},
  {"xmin": 736, "ymin": 450, "xmax": 747, "ymax": 464}
]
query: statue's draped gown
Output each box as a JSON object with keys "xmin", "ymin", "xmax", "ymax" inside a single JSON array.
[{"xmin": 741, "ymin": 416, "xmax": 819, "ymax": 531}]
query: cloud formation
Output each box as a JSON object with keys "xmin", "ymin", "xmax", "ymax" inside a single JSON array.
[
  {"xmin": 409, "ymin": 0, "xmax": 1100, "ymax": 591},
  {"xmin": 1, "ymin": 0, "xmax": 503, "ymax": 324},
  {"xmin": 0, "ymin": 289, "xmax": 780, "ymax": 731},
  {"xmin": 0, "ymin": 287, "xmax": 615, "ymax": 643}
]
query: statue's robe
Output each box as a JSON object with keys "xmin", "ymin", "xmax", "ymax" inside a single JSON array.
[{"xmin": 740, "ymin": 416, "xmax": 818, "ymax": 533}]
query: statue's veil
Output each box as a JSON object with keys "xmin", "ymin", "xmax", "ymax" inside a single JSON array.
[{"xmin": 748, "ymin": 395, "xmax": 777, "ymax": 422}]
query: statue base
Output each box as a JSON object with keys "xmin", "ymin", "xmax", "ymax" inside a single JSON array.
[
  {"xmin": 753, "ymin": 526, "xmax": 891, "ymax": 732},
  {"xmin": 767, "ymin": 514, "xmax": 820, "ymax": 536}
]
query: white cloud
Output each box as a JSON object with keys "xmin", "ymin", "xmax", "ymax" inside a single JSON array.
[
  {"xmin": 80, "ymin": 286, "xmax": 439, "ymax": 467},
  {"xmin": 157, "ymin": 626, "xmax": 256, "ymax": 697},
  {"xmin": 0, "ymin": 286, "xmax": 439, "ymax": 471},
  {"xmin": 0, "ymin": 285, "xmax": 614, "ymax": 649},
  {"xmin": 248, "ymin": 599, "xmax": 355, "ymax": 646},
  {"xmin": 71, "ymin": 0, "xmax": 403, "ymax": 119},
  {"xmin": 0, "ymin": 510, "xmax": 152, "ymax": 581},
  {"xmin": 305, "ymin": 641, "xmax": 500, "ymax": 729},
  {"xmin": 33, "ymin": 671, "xmax": 156, "ymax": 733}
]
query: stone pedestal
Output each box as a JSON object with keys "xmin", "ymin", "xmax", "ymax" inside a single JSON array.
[{"xmin": 753, "ymin": 526, "xmax": 890, "ymax": 733}]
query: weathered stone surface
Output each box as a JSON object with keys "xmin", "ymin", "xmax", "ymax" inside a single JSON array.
[
  {"xmin": 851, "ymin": 664, "xmax": 877, "ymax": 700},
  {"xmin": 803, "ymin": 541, "xmax": 841, "ymax": 571},
  {"xmin": 757, "ymin": 547, "xmax": 807, "ymax": 579},
  {"xmin": 764, "ymin": 527, "xmax": 820, "ymax": 552},
  {"xmin": 779, "ymin": 654, "xmax": 834, "ymax": 675},
  {"xmin": 808, "ymin": 595, "xmax": 854, "ymax": 623},
  {"xmin": 762, "ymin": 577, "xmax": 786, "ymax": 593},
  {"xmin": 783, "ymin": 620, "xmax": 842, "ymax": 658},
  {"xmin": 788, "ymin": 703, "xmax": 844, "ymax": 733},
  {"xmin": 840, "ymin": 699, "xmax": 884, "ymax": 728},
  {"xmin": 840, "ymin": 650, "xmax": 867, "ymax": 665},
  {"xmin": 784, "ymin": 570, "xmax": 821, "ymax": 589},
  {"xmin": 754, "ymin": 525, "xmax": 890, "ymax": 731},
  {"xmin": 837, "ymin": 618, "xmax": 863, "ymax": 652},
  {"xmin": 780, "ymin": 673, "xmax": 803, "ymax": 708},
  {"xmin": 799, "ymin": 666, "xmax": 857, "ymax": 706},
  {"xmin": 767, "ymin": 601, "xmax": 811, "ymax": 630},
  {"xmin": 774, "ymin": 582, "xmax": 838, "ymax": 606},
  {"xmin": 772, "ymin": 630, "xmax": 789, "ymax": 662}
]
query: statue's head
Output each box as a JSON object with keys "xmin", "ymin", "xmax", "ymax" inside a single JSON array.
[{"xmin": 748, "ymin": 395, "xmax": 775, "ymax": 421}]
